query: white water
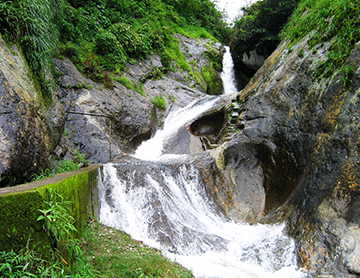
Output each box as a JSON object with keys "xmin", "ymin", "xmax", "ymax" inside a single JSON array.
[
  {"xmin": 99, "ymin": 163, "xmax": 307, "ymax": 278},
  {"xmin": 134, "ymin": 93, "xmax": 235, "ymax": 160},
  {"xmin": 134, "ymin": 45, "xmax": 238, "ymax": 161},
  {"xmin": 220, "ymin": 46, "xmax": 239, "ymax": 95},
  {"xmin": 98, "ymin": 47, "xmax": 308, "ymax": 277}
]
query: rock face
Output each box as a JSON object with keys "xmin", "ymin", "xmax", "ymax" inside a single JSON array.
[
  {"xmin": 0, "ymin": 33, "xmax": 223, "ymax": 185},
  {"xmin": 202, "ymin": 38, "xmax": 360, "ymax": 276},
  {"xmin": 0, "ymin": 36, "xmax": 64, "ymax": 187}
]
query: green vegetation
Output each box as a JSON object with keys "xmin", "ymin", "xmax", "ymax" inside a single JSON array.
[
  {"xmin": 0, "ymin": 190, "xmax": 96, "ymax": 277},
  {"xmin": 281, "ymin": 0, "xmax": 360, "ymax": 80},
  {"xmin": 151, "ymin": 95, "xmax": 167, "ymax": 110},
  {"xmin": 114, "ymin": 75, "xmax": 145, "ymax": 95},
  {"xmin": 0, "ymin": 165, "xmax": 99, "ymax": 254},
  {"xmin": 81, "ymin": 222, "xmax": 193, "ymax": 277},
  {"xmin": 0, "ymin": 190, "xmax": 192, "ymax": 277},
  {"xmin": 0, "ymin": 0, "xmax": 229, "ymax": 101},
  {"xmin": 0, "ymin": 0, "xmax": 65, "ymax": 101},
  {"xmin": 30, "ymin": 160, "xmax": 80, "ymax": 182},
  {"xmin": 29, "ymin": 151, "xmax": 86, "ymax": 183},
  {"xmin": 230, "ymin": 0, "xmax": 299, "ymax": 57}
]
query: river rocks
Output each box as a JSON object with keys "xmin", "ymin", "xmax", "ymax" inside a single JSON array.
[{"xmin": 205, "ymin": 37, "xmax": 360, "ymax": 276}]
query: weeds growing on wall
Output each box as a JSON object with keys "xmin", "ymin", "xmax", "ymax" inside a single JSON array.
[
  {"xmin": 281, "ymin": 0, "xmax": 360, "ymax": 83},
  {"xmin": 0, "ymin": 190, "xmax": 96, "ymax": 277},
  {"xmin": 29, "ymin": 159, "xmax": 81, "ymax": 182}
]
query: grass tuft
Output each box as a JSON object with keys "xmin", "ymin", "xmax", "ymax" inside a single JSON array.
[{"xmin": 281, "ymin": 0, "xmax": 360, "ymax": 81}]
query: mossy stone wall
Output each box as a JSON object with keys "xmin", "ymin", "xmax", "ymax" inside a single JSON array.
[{"xmin": 0, "ymin": 164, "xmax": 102, "ymax": 253}]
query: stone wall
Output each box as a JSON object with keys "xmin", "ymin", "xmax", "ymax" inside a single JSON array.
[{"xmin": 0, "ymin": 164, "xmax": 101, "ymax": 253}]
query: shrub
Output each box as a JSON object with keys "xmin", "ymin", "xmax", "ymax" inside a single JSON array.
[
  {"xmin": 109, "ymin": 23, "xmax": 144, "ymax": 56},
  {"xmin": 151, "ymin": 95, "xmax": 167, "ymax": 110},
  {"xmin": 95, "ymin": 30, "xmax": 119, "ymax": 55},
  {"xmin": 230, "ymin": 0, "xmax": 300, "ymax": 56}
]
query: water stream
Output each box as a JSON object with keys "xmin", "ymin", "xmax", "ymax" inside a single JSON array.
[
  {"xmin": 220, "ymin": 46, "xmax": 239, "ymax": 95},
  {"xmin": 98, "ymin": 47, "xmax": 308, "ymax": 277}
]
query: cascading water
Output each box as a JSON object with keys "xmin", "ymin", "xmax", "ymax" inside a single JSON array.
[
  {"xmin": 220, "ymin": 46, "xmax": 239, "ymax": 95},
  {"xmin": 98, "ymin": 47, "xmax": 308, "ymax": 277}
]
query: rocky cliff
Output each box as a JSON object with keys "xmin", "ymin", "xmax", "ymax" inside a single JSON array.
[
  {"xmin": 0, "ymin": 34, "xmax": 223, "ymax": 186},
  {"xmin": 195, "ymin": 36, "xmax": 360, "ymax": 276}
]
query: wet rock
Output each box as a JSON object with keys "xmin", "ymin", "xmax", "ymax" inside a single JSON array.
[
  {"xmin": 53, "ymin": 35, "xmax": 223, "ymax": 163},
  {"xmin": 0, "ymin": 30, "xmax": 222, "ymax": 182},
  {"xmin": 207, "ymin": 38, "xmax": 360, "ymax": 276},
  {"xmin": 188, "ymin": 112, "xmax": 224, "ymax": 136},
  {"xmin": 242, "ymin": 51, "xmax": 266, "ymax": 71}
]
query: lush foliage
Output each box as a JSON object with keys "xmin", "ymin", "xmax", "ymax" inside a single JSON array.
[
  {"xmin": 281, "ymin": 0, "xmax": 360, "ymax": 80},
  {"xmin": 0, "ymin": 248, "xmax": 65, "ymax": 277},
  {"xmin": 59, "ymin": 0, "xmax": 228, "ymax": 80},
  {"xmin": 0, "ymin": 0, "xmax": 65, "ymax": 101},
  {"xmin": 0, "ymin": 0, "xmax": 229, "ymax": 100},
  {"xmin": 230, "ymin": 0, "xmax": 299, "ymax": 56}
]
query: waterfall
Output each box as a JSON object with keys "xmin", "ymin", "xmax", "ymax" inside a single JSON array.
[
  {"xmin": 98, "ymin": 47, "xmax": 308, "ymax": 277},
  {"xmin": 133, "ymin": 93, "xmax": 235, "ymax": 160},
  {"xmin": 221, "ymin": 46, "xmax": 239, "ymax": 95}
]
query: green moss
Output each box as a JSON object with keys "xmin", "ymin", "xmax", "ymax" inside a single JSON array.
[
  {"xmin": 0, "ymin": 166, "xmax": 100, "ymax": 254},
  {"xmin": 281, "ymin": 0, "xmax": 360, "ymax": 81},
  {"xmin": 0, "ymin": 191, "xmax": 47, "ymax": 253},
  {"xmin": 35, "ymin": 168, "xmax": 99, "ymax": 232}
]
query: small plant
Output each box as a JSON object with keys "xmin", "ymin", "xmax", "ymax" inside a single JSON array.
[
  {"xmin": 338, "ymin": 65, "xmax": 354, "ymax": 90},
  {"xmin": 0, "ymin": 247, "xmax": 64, "ymax": 277},
  {"xmin": 169, "ymin": 94, "xmax": 176, "ymax": 102},
  {"xmin": 298, "ymin": 48, "xmax": 304, "ymax": 58},
  {"xmin": 30, "ymin": 168, "xmax": 54, "ymax": 182},
  {"xmin": 54, "ymin": 160, "xmax": 79, "ymax": 174},
  {"xmin": 37, "ymin": 190, "xmax": 77, "ymax": 250},
  {"xmin": 150, "ymin": 95, "xmax": 167, "ymax": 110}
]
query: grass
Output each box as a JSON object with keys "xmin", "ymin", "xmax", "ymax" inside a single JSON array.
[
  {"xmin": 114, "ymin": 75, "xmax": 145, "ymax": 96},
  {"xmin": 165, "ymin": 37, "xmax": 192, "ymax": 72},
  {"xmin": 281, "ymin": 0, "xmax": 360, "ymax": 81},
  {"xmin": 80, "ymin": 221, "xmax": 193, "ymax": 278},
  {"xmin": 151, "ymin": 95, "xmax": 167, "ymax": 110}
]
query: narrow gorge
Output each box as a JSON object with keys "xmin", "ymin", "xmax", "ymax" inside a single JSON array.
[{"xmin": 0, "ymin": 0, "xmax": 360, "ymax": 276}]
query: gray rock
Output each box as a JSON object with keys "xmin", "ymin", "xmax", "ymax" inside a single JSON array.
[{"xmin": 201, "ymin": 38, "xmax": 360, "ymax": 276}]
